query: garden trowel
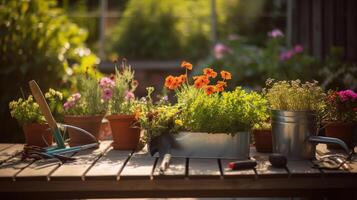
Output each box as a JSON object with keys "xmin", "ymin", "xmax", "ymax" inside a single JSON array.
[{"xmin": 28, "ymin": 80, "xmax": 98, "ymax": 156}]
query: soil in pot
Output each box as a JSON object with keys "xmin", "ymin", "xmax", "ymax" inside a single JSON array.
[
  {"xmin": 107, "ymin": 114, "xmax": 140, "ymax": 150},
  {"xmin": 325, "ymin": 122, "xmax": 355, "ymax": 149},
  {"xmin": 23, "ymin": 123, "xmax": 53, "ymax": 147},
  {"xmin": 252, "ymin": 129, "xmax": 273, "ymax": 153},
  {"xmin": 64, "ymin": 115, "xmax": 103, "ymax": 147}
]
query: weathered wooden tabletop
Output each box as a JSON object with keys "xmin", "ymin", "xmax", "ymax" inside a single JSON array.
[{"xmin": 0, "ymin": 141, "xmax": 356, "ymax": 199}]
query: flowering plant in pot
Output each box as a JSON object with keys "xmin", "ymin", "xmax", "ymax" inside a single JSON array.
[
  {"xmin": 323, "ymin": 90, "xmax": 357, "ymax": 149},
  {"xmin": 105, "ymin": 60, "xmax": 140, "ymax": 150},
  {"xmin": 144, "ymin": 61, "xmax": 267, "ymax": 159},
  {"xmin": 264, "ymin": 79, "xmax": 328, "ymax": 159},
  {"xmin": 63, "ymin": 69, "xmax": 108, "ymax": 146},
  {"xmin": 9, "ymin": 89, "xmax": 63, "ymax": 147}
]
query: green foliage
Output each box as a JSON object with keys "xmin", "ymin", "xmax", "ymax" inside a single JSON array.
[
  {"xmin": 197, "ymin": 35, "xmax": 319, "ymax": 89},
  {"xmin": 0, "ymin": 0, "xmax": 98, "ymax": 139},
  {"xmin": 178, "ymin": 86, "xmax": 268, "ymax": 133},
  {"xmin": 9, "ymin": 89, "xmax": 63, "ymax": 125},
  {"xmin": 264, "ymin": 79, "xmax": 325, "ymax": 111},
  {"xmin": 109, "ymin": 61, "xmax": 138, "ymax": 115},
  {"xmin": 64, "ymin": 73, "xmax": 107, "ymax": 116},
  {"xmin": 136, "ymin": 87, "xmax": 182, "ymax": 142}
]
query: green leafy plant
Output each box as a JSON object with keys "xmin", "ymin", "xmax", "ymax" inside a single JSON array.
[
  {"xmin": 108, "ymin": 60, "xmax": 138, "ymax": 115},
  {"xmin": 9, "ymin": 89, "xmax": 63, "ymax": 125},
  {"xmin": 63, "ymin": 69, "xmax": 107, "ymax": 116},
  {"xmin": 323, "ymin": 90, "xmax": 357, "ymax": 122},
  {"xmin": 264, "ymin": 79, "xmax": 325, "ymax": 111}
]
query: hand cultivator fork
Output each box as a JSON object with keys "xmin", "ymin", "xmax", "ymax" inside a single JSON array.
[{"xmin": 22, "ymin": 80, "xmax": 99, "ymax": 162}]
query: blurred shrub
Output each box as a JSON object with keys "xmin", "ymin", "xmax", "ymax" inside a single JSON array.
[{"xmin": 0, "ymin": 0, "xmax": 98, "ymax": 142}]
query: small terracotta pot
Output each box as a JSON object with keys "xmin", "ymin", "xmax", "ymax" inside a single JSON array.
[
  {"xmin": 107, "ymin": 114, "xmax": 140, "ymax": 150},
  {"xmin": 22, "ymin": 123, "xmax": 53, "ymax": 147},
  {"xmin": 252, "ymin": 129, "xmax": 273, "ymax": 153},
  {"xmin": 64, "ymin": 115, "xmax": 103, "ymax": 147},
  {"xmin": 325, "ymin": 122, "xmax": 355, "ymax": 149}
]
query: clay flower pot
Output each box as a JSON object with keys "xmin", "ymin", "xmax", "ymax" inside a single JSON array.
[
  {"xmin": 325, "ymin": 122, "xmax": 355, "ymax": 149},
  {"xmin": 64, "ymin": 115, "xmax": 103, "ymax": 147},
  {"xmin": 107, "ymin": 114, "xmax": 140, "ymax": 150},
  {"xmin": 252, "ymin": 129, "xmax": 273, "ymax": 153},
  {"xmin": 22, "ymin": 123, "xmax": 53, "ymax": 147}
]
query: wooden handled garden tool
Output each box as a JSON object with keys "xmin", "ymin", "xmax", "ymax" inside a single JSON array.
[
  {"xmin": 28, "ymin": 80, "xmax": 99, "ymax": 154},
  {"xmin": 29, "ymin": 80, "xmax": 66, "ymax": 149}
]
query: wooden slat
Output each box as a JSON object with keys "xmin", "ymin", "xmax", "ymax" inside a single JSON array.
[
  {"xmin": 50, "ymin": 141, "xmax": 111, "ymax": 181},
  {"xmin": 221, "ymin": 159, "xmax": 256, "ymax": 179},
  {"xmin": 323, "ymin": 0, "xmax": 334, "ymax": 58},
  {"xmin": 153, "ymin": 157, "xmax": 186, "ymax": 179},
  {"xmin": 346, "ymin": 0, "xmax": 357, "ymax": 61},
  {"xmin": 119, "ymin": 151, "xmax": 156, "ymax": 180},
  {"xmin": 0, "ymin": 144, "xmax": 24, "ymax": 164},
  {"xmin": 85, "ymin": 147, "xmax": 131, "ymax": 180},
  {"xmin": 188, "ymin": 158, "xmax": 221, "ymax": 179},
  {"xmin": 0, "ymin": 144, "xmax": 13, "ymax": 152},
  {"xmin": 299, "ymin": 0, "xmax": 312, "ymax": 53},
  {"xmin": 312, "ymin": 0, "xmax": 323, "ymax": 59},
  {"xmin": 15, "ymin": 152, "xmax": 75, "ymax": 181},
  {"xmin": 286, "ymin": 160, "xmax": 321, "ymax": 177},
  {"xmin": 0, "ymin": 156, "xmax": 33, "ymax": 181}
]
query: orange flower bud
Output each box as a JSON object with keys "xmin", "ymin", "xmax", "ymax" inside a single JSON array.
[
  {"xmin": 220, "ymin": 70, "xmax": 232, "ymax": 80},
  {"xmin": 203, "ymin": 68, "xmax": 217, "ymax": 78},
  {"xmin": 181, "ymin": 61, "xmax": 193, "ymax": 70}
]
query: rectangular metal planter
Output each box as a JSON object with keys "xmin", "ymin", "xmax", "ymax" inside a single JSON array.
[{"xmin": 149, "ymin": 131, "xmax": 250, "ymax": 159}]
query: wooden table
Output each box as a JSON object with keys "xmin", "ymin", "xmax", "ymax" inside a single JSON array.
[{"xmin": 0, "ymin": 141, "xmax": 356, "ymax": 199}]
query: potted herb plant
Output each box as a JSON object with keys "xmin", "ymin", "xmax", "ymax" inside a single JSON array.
[
  {"xmin": 9, "ymin": 89, "xmax": 63, "ymax": 147},
  {"xmin": 142, "ymin": 61, "xmax": 267, "ymax": 159},
  {"xmin": 264, "ymin": 79, "xmax": 326, "ymax": 159},
  {"xmin": 323, "ymin": 90, "xmax": 357, "ymax": 149},
  {"xmin": 63, "ymin": 69, "xmax": 108, "ymax": 146},
  {"xmin": 105, "ymin": 60, "xmax": 140, "ymax": 150}
]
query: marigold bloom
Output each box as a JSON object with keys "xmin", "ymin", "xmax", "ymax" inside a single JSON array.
[
  {"xmin": 215, "ymin": 82, "xmax": 227, "ymax": 92},
  {"xmin": 194, "ymin": 79, "xmax": 204, "ymax": 89},
  {"xmin": 177, "ymin": 74, "xmax": 187, "ymax": 85},
  {"xmin": 203, "ymin": 68, "xmax": 217, "ymax": 78},
  {"xmin": 181, "ymin": 61, "xmax": 193, "ymax": 70},
  {"xmin": 204, "ymin": 85, "xmax": 216, "ymax": 95},
  {"xmin": 194, "ymin": 75, "xmax": 210, "ymax": 88},
  {"xmin": 220, "ymin": 71, "xmax": 232, "ymax": 80},
  {"xmin": 165, "ymin": 75, "xmax": 176, "ymax": 89},
  {"xmin": 217, "ymin": 81, "xmax": 227, "ymax": 87}
]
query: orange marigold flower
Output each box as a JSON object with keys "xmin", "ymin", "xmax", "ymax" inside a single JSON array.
[
  {"xmin": 217, "ymin": 81, "xmax": 227, "ymax": 87},
  {"xmin": 203, "ymin": 68, "xmax": 217, "ymax": 78},
  {"xmin": 204, "ymin": 85, "xmax": 216, "ymax": 95},
  {"xmin": 181, "ymin": 61, "xmax": 193, "ymax": 70},
  {"xmin": 194, "ymin": 80, "xmax": 204, "ymax": 89},
  {"xmin": 220, "ymin": 70, "xmax": 232, "ymax": 80},
  {"xmin": 215, "ymin": 84, "xmax": 225, "ymax": 92},
  {"xmin": 177, "ymin": 74, "xmax": 187, "ymax": 85},
  {"xmin": 165, "ymin": 75, "xmax": 176, "ymax": 89},
  {"xmin": 134, "ymin": 109, "xmax": 141, "ymax": 120}
]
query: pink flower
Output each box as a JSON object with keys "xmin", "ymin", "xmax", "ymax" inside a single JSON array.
[
  {"xmin": 338, "ymin": 90, "xmax": 357, "ymax": 102},
  {"xmin": 268, "ymin": 29, "xmax": 284, "ymax": 38},
  {"xmin": 214, "ymin": 43, "xmax": 232, "ymax": 59},
  {"xmin": 280, "ymin": 50, "xmax": 294, "ymax": 61},
  {"xmin": 102, "ymin": 88, "xmax": 113, "ymax": 101},
  {"xmin": 124, "ymin": 91, "xmax": 135, "ymax": 101},
  {"xmin": 72, "ymin": 93, "xmax": 81, "ymax": 101},
  {"xmin": 293, "ymin": 45, "xmax": 304, "ymax": 53},
  {"xmin": 99, "ymin": 77, "xmax": 115, "ymax": 89},
  {"xmin": 63, "ymin": 101, "xmax": 75, "ymax": 110}
]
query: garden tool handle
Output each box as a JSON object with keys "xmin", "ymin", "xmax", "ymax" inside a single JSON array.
[
  {"xmin": 29, "ymin": 80, "xmax": 58, "ymax": 129},
  {"xmin": 309, "ymin": 136, "xmax": 350, "ymax": 155}
]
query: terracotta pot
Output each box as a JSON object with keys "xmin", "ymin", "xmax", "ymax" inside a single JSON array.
[
  {"xmin": 64, "ymin": 115, "xmax": 103, "ymax": 147},
  {"xmin": 252, "ymin": 129, "xmax": 273, "ymax": 153},
  {"xmin": 107, "ymin": 114, "xmax": 140, "ymax": 150},
  {"xmin": 22, "ymin": 123, "xmax": 53, "ymax": 147},
  {"xmin": 325, "ymin": 122, "xmax": 355, "ymax": 149}
]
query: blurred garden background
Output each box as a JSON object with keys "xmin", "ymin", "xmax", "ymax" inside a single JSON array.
[{"xmin": 1, "ymin": 0, "xmax": 356, "ymax": 142}]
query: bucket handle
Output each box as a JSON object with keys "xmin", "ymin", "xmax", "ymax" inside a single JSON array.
[
  {"xmin": 59, "ymin": 123, "xmax": 99, "ymax": 144},
  {"xmin": 308, "ymin": 136, "xmax": 350, "ymax": 155}
]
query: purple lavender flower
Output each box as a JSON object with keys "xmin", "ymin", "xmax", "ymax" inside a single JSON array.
[
  {"xmin": 214, "ymin": 43, "xmax": 232, "ymax": 59},
  {"xmin": 72, "ymin": 93, "xmax": 81, "ymax": 101},
  {"xmin": 293, "ymin": 45, "xmax": 304, "ymax": 53},
  {"xmin": 268, "ymin": 29, "xmax": 284, "ymax": 38},
  {"xmin": 338, "ymin": 90, "xmax": 357, "ymax": 102}
]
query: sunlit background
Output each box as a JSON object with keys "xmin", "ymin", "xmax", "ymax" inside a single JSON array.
[{"xmin": 1, "ymin": 0, "xmax": 356, "ymax": 142}]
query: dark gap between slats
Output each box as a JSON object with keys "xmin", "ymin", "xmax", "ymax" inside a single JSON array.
[
  {"xmin": 116, "ymin": 150, "xmax": 134, "ymax": 180},
  {"xmin": 150, "ymin": 157, "xmax": 159, "ymax": 180}
]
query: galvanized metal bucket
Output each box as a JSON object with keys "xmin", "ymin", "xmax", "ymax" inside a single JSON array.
[
  {"xmin": 149, "ymin": 131, "xmax": 250, "ymax": 159},
  {"xmin": 272, "ymin": 110, "xmax": 317, "ymax": 159}
]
